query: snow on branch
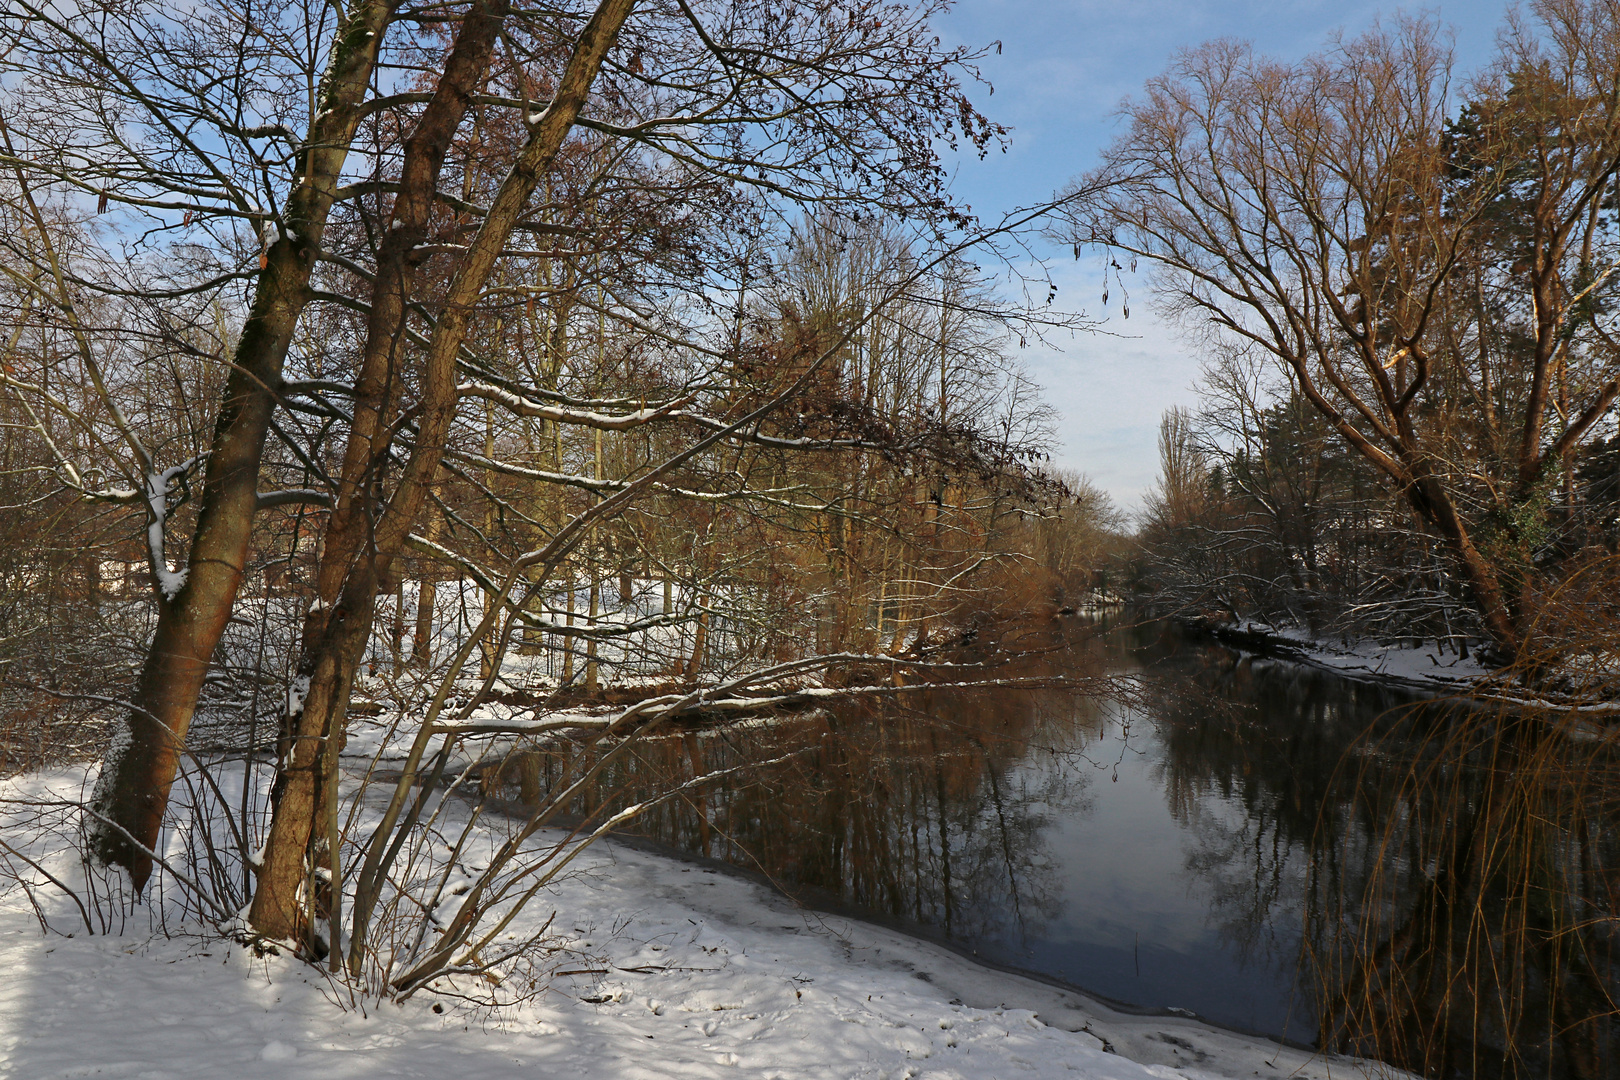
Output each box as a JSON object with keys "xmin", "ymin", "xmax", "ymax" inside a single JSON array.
[
  {"xmin": 255, "ymin": 488, "xmax": 334, "ymax": 511},
  {"xmin": 143, "ymin": 458, "xmax": 200, "ymax": 601}
]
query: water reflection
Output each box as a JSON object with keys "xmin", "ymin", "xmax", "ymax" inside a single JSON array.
[
  {"xmin": 582, "ymin": 673, "xmax": 1093, "ymax": 948},
  {"xmin": 1303, "ymin": 694, "xmax": 1620, "ymax": 1079},
  {"xmin": 498, "ymin": 617, "xmax": 1620, "ymax": 1077}
]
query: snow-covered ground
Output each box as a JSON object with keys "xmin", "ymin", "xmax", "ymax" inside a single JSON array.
[
  {"xmin": 1212, "ymin": 621, "xmax": 1620, "ymax": 716},
  {"xmin": 1222, "ymin": 621, "xmax": 1490, "ymax": 693},
  {"xmin": 0, "ymin": 767, "xmax": 1401, "ymax": 1080}
]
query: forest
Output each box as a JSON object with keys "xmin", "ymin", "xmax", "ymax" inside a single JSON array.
[{"xmin": 0, "ymin": 0, "xmax": 1617, "ymax": 1078}]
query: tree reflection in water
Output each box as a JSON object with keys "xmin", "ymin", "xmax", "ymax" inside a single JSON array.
[
  {"xmin": 1138, "ymin": 622, "xmax": 1620, "ymax": 1079},
  {"xmin": 1304, "ymin": 698, "xmax": 1620, "ymax": 1079},
  {"xmin": 492, "ymin": 618, "xmax": 1620, "ymax": 1078},
  {"xmin": 559, "ymin": 657, "xmax": 1100, "ymax": 948}
]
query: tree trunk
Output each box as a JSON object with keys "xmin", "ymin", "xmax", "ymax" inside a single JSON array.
[
  {"xmin": 248, "ymin": 0, "xmax": 516, "ymax": 946},
  {"xmin": 563, "ymin": 571, "xmax": 576, "ymax": 683},
  {"xmin": 87, "ymin": 0, "xmax": 400, "ymax": 887},
  {"xmin": 411, "ymin": 483, "xmax": 444, "ymax": 669},
  {"xmin": 585, "ymin": 572, "xmax": 600, "ymax": 692},
  {"xmin": 687, "ymin": 598, "xmax": 710, "ymax": 680},
  {"xmin": 411, "ymin": 576, "xmax": 437, "ymax": 669},
  {"xmin": 1404, "ymin": 468, "xmax": 1522, "ymax": 660},
  {"xmin": 248, "ymin": 0, "xmax": 636, "ymax": 946}
]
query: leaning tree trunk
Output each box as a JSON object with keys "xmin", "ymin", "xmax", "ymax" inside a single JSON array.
[
  {"xmin": 1404, "ymin": 466, "xmax": 1523, "ymax": 662},
  {"xmin": 87, "ymin": 0, "xmax": 400, "ymax": 888},
  {"xmin": 251, "ymin": 0, "xmax": 516, "ymax": 948},
  {"xmin": 248, "ymin": 0, "xmax": 637, "ymax": 947}
]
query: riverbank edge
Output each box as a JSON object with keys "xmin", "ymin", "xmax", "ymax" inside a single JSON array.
[
  {"xmin": 1144, "ymin": 613, "xmax": 1620, "ymax": 724},
  {"xmin": 545, "ymin": 795, "xmax": 1314, "ymax": 1036},
  {"xmin": 475, "ymin": 790, "xmax": 1398, "ymax": 1080},
  {"xmin": 1169, "ymin": 615, "xmax": 1470, "ymax": 688}
]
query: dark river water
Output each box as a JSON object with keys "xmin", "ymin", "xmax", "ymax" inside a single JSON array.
[{"xmin": 533, "ymin": 615, "xmax": 1620, "ymax": 1078}]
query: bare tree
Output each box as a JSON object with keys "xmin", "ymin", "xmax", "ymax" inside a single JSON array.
[
  {"xmin": 1067, "ymin": 5, "xmax": 1620, "ymax": 662},
  {"xmin": 2, "ymin": 0, "xmax": 410, "ymax": 882}
]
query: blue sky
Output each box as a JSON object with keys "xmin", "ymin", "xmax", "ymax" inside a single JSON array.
[{"xmin": 930, "ymin": 0, "xmax": 1502, "ymax": 515}]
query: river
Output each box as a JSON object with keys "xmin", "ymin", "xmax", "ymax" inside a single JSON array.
[{"xmin": 529, "ymin": 615, "xmax": 1620, "ymax": 1078}]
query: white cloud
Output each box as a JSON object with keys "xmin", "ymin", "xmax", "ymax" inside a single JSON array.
[{"xmin": 1015, "ymin": 260, "xmax": 1203, "ymax": 515}]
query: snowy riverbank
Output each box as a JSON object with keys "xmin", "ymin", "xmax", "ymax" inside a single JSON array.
[
  {"xmin": 1190, "ymin": 619, "xmax": 1620, "ymax": 718},
  {"xmin": 0, "ymin": 767, "xmax": 1401, "ymax": 1080},
  {"xmin": 1185, "ymin": 618, "xmax": 1491, "ymax": 694}
]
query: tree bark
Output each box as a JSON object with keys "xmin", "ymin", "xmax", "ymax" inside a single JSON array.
[
  {"xmin": 1403, "ymin": 466, "xmax": 1522, "ymax": 659},
  {"xmin": 248, "ymin": 0, "xmax": 513, "ymax": 945},
  {"xmin": 87, "ymin": 0, "xmax": 401, "ymax": 887},
  {"xmin": 249, "ymin": 0, "xmax": 637, "ymax": 946}
]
